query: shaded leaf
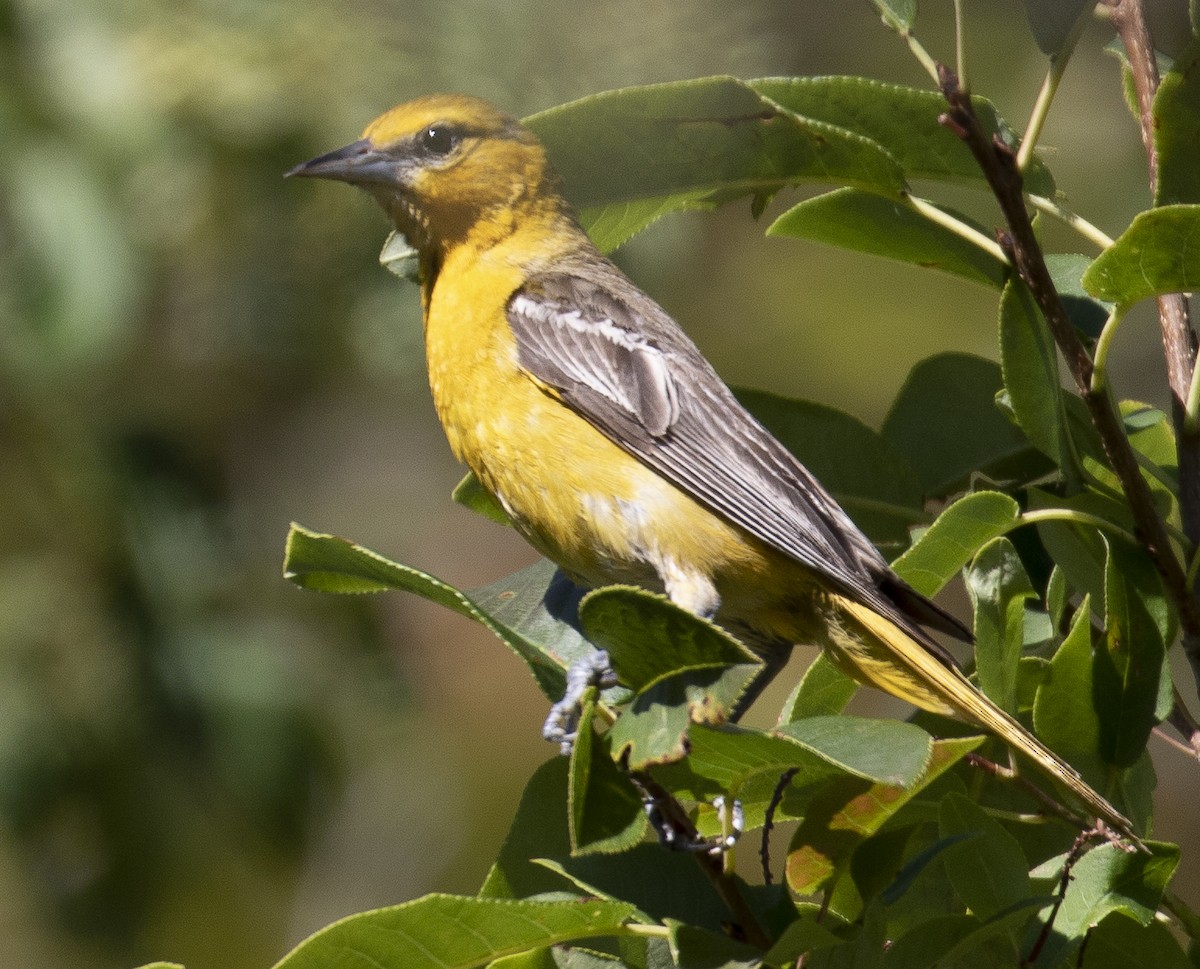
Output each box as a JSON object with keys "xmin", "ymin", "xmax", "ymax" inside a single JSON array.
[
  {"xmin": 999, "ymin": 278, "xmax": 1075, "ymax": 476},
  {"xmin": 284, "ymin": 525, "xmax": 578, "ymax": 698},
  {"xmin": 780, "ymin": 650, "xmax": 858, "ymax": 721},
  {"xmin": 1023, "ymin": 0, "xmax": 1091, "ymax": 56},
  {"xmin": 1154, "ymin": 35, "xmax": 1200, "ymax": 206},
  {"xmin": 1082, "ymin": 912, "xmax": 1192, "ymax": 969},
  {"xmin": 1097, "ymin": 542, "xmax": 1167, "ymax": 767},
  {"xmin": 966, "ymin": 537, "xmax": 1036, "ymax": 714},
  {"xmin": 1046, "ymin": 253, "xmax": 1112, "ymax": 340},
  {"xmin": 668, "ymin": 922, "xmax": 762, "ymax": 969},
  {"xmin": 768, "ymin": 189, "xmax": 1007, "ymax": 288},
  {"xmin": 882, "ymin": 354, "xmax": 1049, "ymax": 498},
  {"xmin": 569, "ymin": 694, "xmax": 647, "ymax": 855},
  {"xmin": 751, "ymin": 76, "xmax": 1055, "ymax": 195},
  {"xmin": 526, "ymin": 76, "xmax": 904, "ymax": 252},
  {"xmin": 890, "ymin": 491, "xmax": 1020, "ymax": 598},
  {"xmin": 1082, "ymin": 205, "xmax": 1200, "ymax": 304},
  {"xmin": 452, "ymin": 471, "xmax": 513, "ymax": 526},
  {"xmin": 939, "ymin": 793, "xmax": 1031, "ymax": 919},
  {"xmin": 1032, "ymin": 599, "xmax": 1107, "ymax": 787}
]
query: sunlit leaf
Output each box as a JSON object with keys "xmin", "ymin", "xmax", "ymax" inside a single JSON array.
[
  {"xmin": 785, "ymin": 735, "xmax": 983, "ymax": 895},
  {"xmin": 1082, "ymin": 205, "xmax": 1200, "ymax": 304},
  {"xmin": 274, "ymin": 895, "xmax": 636, "ymax": 969},
  {"xmin": 891, "ymin": 491, "xmax": 1020, "ymax": 598}
]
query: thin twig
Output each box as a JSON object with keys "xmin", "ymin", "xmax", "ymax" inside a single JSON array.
[
  {"xmin": 937, "ymin": 64, "xmax": 1200, "ymax": 703},
  {"xmin": 630, "ymin": 770, "xmax": 771, "ymax": 950},
  {"xmin": 1165, "ymin": 687, "xmax": 1200, "ymax": 758},
  {"xmin": 760, "ymin": 768, "xmax": 798, "ymax": 886},
  {"xmin": 965, "ymin": 751, "xmax": 1090, "ymax": 832},
  {"xmin": 1022, "ymin": 831, "xmax": 1099, "ymax": 968}
]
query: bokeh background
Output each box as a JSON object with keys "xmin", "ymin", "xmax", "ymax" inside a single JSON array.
[{"xmin": 2, "ymin": 1, "xmax": 1196, "ymax": 967}]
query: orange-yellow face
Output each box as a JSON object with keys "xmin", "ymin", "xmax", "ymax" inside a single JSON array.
[{"xmin": 288, "ymin": 94, "xmax": 553, "ymax": 250}]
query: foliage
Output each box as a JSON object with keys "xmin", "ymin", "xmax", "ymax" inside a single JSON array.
[{"xmin": 134, "ymin": 0, "xmax": 1200, "ymax": 965}]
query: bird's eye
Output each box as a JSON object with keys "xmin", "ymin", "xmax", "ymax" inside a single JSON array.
[{"xmin": 420, "ymin": 124, "xmax": 460, "ymax": 156}]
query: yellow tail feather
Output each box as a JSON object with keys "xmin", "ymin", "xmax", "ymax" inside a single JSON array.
[{"xmin": 833, "ymin": 596, "xmax": 1140, "ymax": 846}]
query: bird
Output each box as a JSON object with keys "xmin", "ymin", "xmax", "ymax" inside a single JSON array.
[{"xmin": 288, "ymin": 93, "xmax": 1136, "ymax": 842}]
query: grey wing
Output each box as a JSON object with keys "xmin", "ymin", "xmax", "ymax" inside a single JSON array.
[{"xmin": 507, "ymin": 265, "xmax": 969, "ymax": 655}]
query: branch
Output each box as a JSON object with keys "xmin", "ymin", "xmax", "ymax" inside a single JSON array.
[
  {"xmin": 937, "ymin": 64, "xmax": 1200, "ymax": 702},
  {"xmin": 1104, "ymin": 0, "xmax": 1200, "ymax": 655},
  {"xmin": 631, "ymin": 770, "xmax": 771, "ymax": 949}
]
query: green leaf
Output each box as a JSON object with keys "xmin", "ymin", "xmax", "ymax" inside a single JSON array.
[
  {"xmin": 607, "ymin": 664, "xmax": 763, "ymax": 769},
  {"xmin": 284, "ymin": 525, "xmax": 592, "ymax": 701},
  {"xmin": 579, "ymin": 587, "xmax": 761, "ymax": 694},
  {"xmin": 733, "ymin": 388, "xmax": 925, "ymax": 549},
  {"xmin": 1046, "ymin": 253, "xmax": 1113, "ymax": 340},
  {"xmin": 481, "ymin": 761, "xmax": 736, "ymax": 934},
  {"xmin": 452, "ymin": 472, "xmax": 513, "ymax": 526},
  {"xmin": 1082, "ymin": 912, "xmax": 1192, "ymax": 969},
  {"xmin": 1154, "ymin": 36, "xmax": 1200, "ymax": 206},
  {"xmin": 662, "ymin": 717, "xmax": 933, "ymax": 836},
  {"xmin": 867, "ymin": 0, "xmax": 916, "ymax": 31},
  {"xmin": 785, "ymin": 735, "xmax": 983, "ymax": 895},
  {"xmin": 891, "ymin": 491, "xmax": 1020, "ymax": 598},
  {"xmin": 668, "ymin": 922, "xmax": 762, "ymax": 968},
  {"xmin": 780, "ymin": 650, "xmax": 858, "ymax": 721},
  {"xmin": 886, "ymin": 903, "xmax": 1044, "ymax": 969},
  {"xmin": 999, "ymin": 278, "xmax": 1075, "ymax": 476},
  {"xmin": 938, "ymin": 793, "xmax": 1032, "ymax": 919},
  {"xmin": 966, "ymin": 537, "xmax": 1036, "ymax": 714},
  {"xmin": 1082, "ymin": 205, "xmax": 1200, "ymax": 304},
  {"xmin": 568, "ymin": 694, "xmax": 647, "ymax": 855},
  {"xmin": 751, "ymin": 77, "xmax": 1055, "ymax": 196},
  {"xmin": 768, "ymin": 189, "xmax": 1007, "ymax": 287},
  {"xmin": 1097, "ymin": 541, "xmax": 1167, "ymax": 767},
  {"xmin": 777, "ymin": 717, "xmax": 933, "ymax": 789},
  {"xmin": 379, "ymin": 230, "xmax": 420, "ymax": 282},
  {"xmin": 526, "ymin": 76, "xmax": 904, "ymax": 252},
  {"xmin": 882, "ymin": 354, "xmax": 1050, "ymax": 498},
  {"xmin": 763, "ymin": 906, "xmax": 846, "ymax": 965},
  {"xmin": 1032, "ymin": 599, "xmax": 1106, "ymax": 785},
  {"xmin": 273, "ymin": 895, "xmax": 637, "ymax": 969},
  {"xmin": 1048, "ymin": 842, "xmax": 1180, "ymax": 939},
  {"xmin": 1023, "ymin": 0, "xmax": 1091, "ymax": 56}
]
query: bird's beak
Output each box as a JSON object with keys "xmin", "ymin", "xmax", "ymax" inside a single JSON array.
[{"xmin": 285, "ymin": 139, "xmax": 400, "ymax": 187}]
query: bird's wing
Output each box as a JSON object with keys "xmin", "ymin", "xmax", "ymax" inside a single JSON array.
[{"xmin": 507, "ymin": 263, "xmax": 968, "ymax": 657}]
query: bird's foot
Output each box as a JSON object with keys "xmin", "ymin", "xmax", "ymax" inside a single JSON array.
[{"xmin": 542, "ymin": 649, "xmax": 619, "ymax": 754}]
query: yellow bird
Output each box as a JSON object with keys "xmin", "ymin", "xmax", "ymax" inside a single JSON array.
[{"xmin": 289, "ymin": 94, "xmax": 1135, "ymax": 841}]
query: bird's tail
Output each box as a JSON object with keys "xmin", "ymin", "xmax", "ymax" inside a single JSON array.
[{"xmin": 834, "ymin": 597, "xmax": 1140, "ymax": 847}]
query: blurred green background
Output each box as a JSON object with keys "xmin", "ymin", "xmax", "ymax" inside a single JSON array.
[{"xmin": 2, "ymin": 1, "xmax": 1197, "ymax": 967}]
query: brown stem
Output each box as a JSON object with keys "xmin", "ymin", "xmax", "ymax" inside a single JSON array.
[
  {"xmin": 937, "ymin": 64, "xmax": 1200, "ymax": 702},
  {"xmin": 1022, "ymin": 831, "xmax": 1097, "ymax": 967},
  {"xmin": 1105, "ymin": 0, "xmax": 1200, "ymax": 685},
  {"xmin": 631, "ymin": 771, "xmax": 771, "ymax": 950},
  {"xmin": 760, "ymin": 767, "xmax": 798, "ymax": 885}
]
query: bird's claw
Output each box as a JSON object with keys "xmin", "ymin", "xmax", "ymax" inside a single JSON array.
[{"xmin": 542, "ymin": 649, "xmax": 619, "ymax": 755}]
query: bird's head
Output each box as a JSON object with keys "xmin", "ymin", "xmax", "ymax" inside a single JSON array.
[{"xmin": 288, "ymin": 94, "xmax": 561, "ymax": 252}]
